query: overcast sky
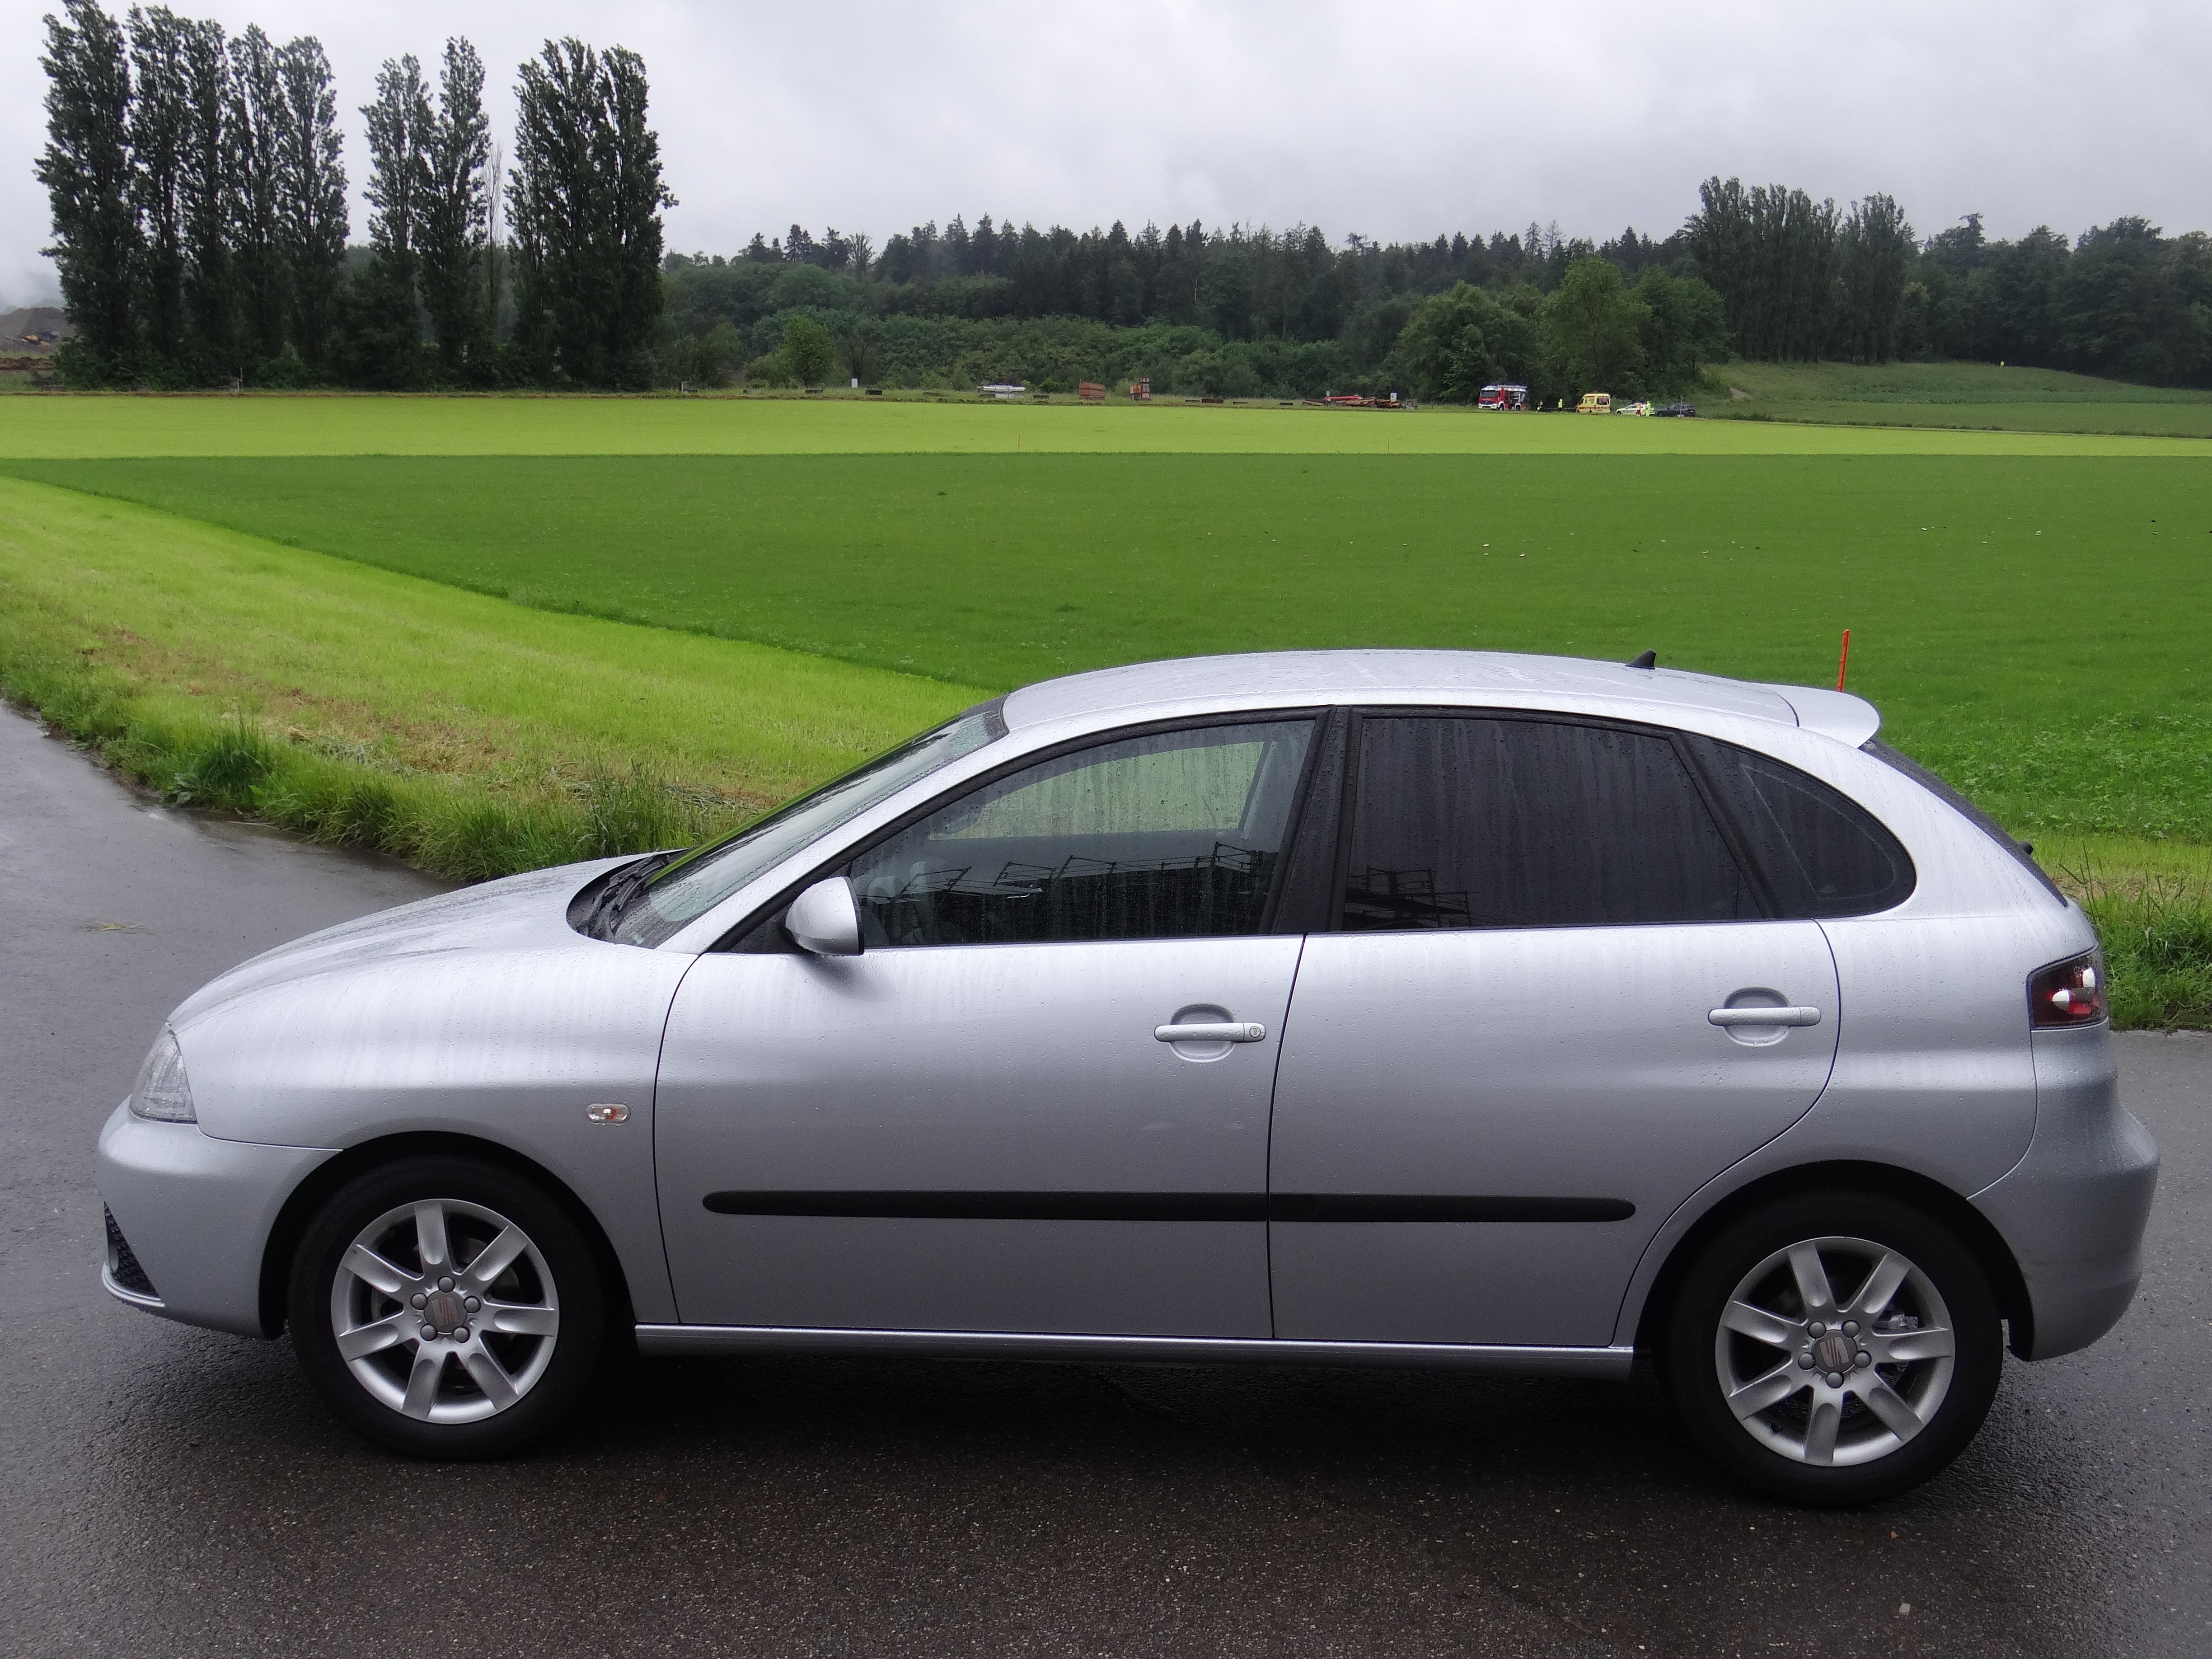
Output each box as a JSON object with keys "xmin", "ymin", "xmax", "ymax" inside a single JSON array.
[{"xmin": 6, "ymin": 0, "xmax": 2208, "ymax": 306}]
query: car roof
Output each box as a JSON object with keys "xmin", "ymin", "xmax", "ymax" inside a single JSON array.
[{"xmin": 999, "ymin": 650, "xmax": 1881, "ymax": 747}]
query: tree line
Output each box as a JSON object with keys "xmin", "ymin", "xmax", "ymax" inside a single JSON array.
[
  {"xmin": 673, "ymin": 185, "xmax": 2210, "ymax": 399},
  {"xmin": 1908, "ymin": 214, "xmax": 2211, "ymax": 385},
  {"xmin": 36, "ymin": 0, "xmax": 670, "ymax": 388},
  {"xmin": 666, "ymin": 220, "xmax": 1732, "ymax": 402},
  {"xmin": 37, "ymin": 6, "xmax": 2212, "ymax": 397}
]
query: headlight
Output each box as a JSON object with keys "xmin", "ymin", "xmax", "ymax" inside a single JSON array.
[{"xmin": 129, "ymin": 1031, "xmax": 197, "ymax": 1122}]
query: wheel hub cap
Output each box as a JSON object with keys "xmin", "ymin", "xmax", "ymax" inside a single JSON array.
[
  {"xmin": 1814, "ymin": 1331, "xmax": 1854, "ymax": 1372},
  {"xmin": 424, "ymin": 1290, "xmax": 468, "ymax": 1333}
]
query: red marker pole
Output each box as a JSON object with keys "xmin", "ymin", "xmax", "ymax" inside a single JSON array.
[{"xmin": 1836, "ymin": 628, "xmax": 1852, "ymax": 691}]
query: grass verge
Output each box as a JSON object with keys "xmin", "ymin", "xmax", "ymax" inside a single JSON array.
[
  {"xmin": 0, "ymin": 476, "xmax": 980, "ymax": 880},
  {"xmin": 2034, "ymin": 835, "xmax": 2212, "ymax": 1029}
]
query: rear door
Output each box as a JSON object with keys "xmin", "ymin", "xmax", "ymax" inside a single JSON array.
[{"xmin": 1267, "ymin": 712, "xmax": 1841, "ymax": 1348}]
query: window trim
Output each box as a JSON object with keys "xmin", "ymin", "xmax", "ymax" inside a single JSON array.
[{"xmin": 711, "ymin": 708, "xmax": 1332, "ymax": 953}]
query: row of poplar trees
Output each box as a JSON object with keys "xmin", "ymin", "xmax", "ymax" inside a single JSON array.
[
  {"xmin": 37, "ymin": 1, "xmax": 671, "ymax": 389},
  {"xmin": 1683, "ymin": 178, "xmax": 1918, "ymax": 364}
]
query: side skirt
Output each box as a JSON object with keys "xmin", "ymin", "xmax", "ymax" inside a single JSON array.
[{"xmin": 634, "ymin": 1324, "xmax": 1636, "ymax": 1377}]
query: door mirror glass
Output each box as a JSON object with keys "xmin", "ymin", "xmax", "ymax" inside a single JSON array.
[
  {"xmin": 786, "ymin": 876, "xmax": 863, "ymax": 956},
  {"xmin": 849, "ymin": 719, "xmax": 1315, "ymax": 947}
]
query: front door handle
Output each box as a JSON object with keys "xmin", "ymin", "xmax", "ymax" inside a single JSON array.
[
  {"xmin": 1155, "ymin": 1022, "xmax": 1267, "ymax": 1043},
  {"xmin": 1708, "ymin": 1006, "xmax": 1823, "ymax": 1028}
]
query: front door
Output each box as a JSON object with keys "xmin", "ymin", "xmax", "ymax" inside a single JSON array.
[
  {"xmin": 656, "ymin": 717, "xmax": 1317, "ymax": 1336},
  {"xmin": 1267, "ymin": 713, "xmax": 1841, "ymax": 1348}
]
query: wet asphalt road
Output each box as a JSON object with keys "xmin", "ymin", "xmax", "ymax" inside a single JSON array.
[{"xmin": 2, "ymin": 705, "xmax": 2207, "ymax": 1659}]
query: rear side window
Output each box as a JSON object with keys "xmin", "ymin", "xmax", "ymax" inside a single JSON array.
[
  {"xmin": 1343, "ymin": 716, "xmax": 1760, "ymax": 930},
  {"xmin": 1688, "ymin": 738, "xmax": 1917, "ymax": 918}
]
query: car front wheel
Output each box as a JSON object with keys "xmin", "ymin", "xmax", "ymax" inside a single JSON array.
[
  {"xmin": 1665, "ymin": 1191, "xmax": 2003, "ymax": 1505},
  {"xmin": 288, "ymin": 1155, "xmax": 606, "ymax": 1458}
]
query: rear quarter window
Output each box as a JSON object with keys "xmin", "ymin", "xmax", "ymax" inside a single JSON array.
[{"xmin": 1686, "ymin": 736, "xmax": 1918, "ymax": 918}]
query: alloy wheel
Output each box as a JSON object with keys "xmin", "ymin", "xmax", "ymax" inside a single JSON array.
[
  {"xmin": 328, "ymin": 1197, "xmax": 562, "ymax": 1424},
  {"xmin": 1713, "ymin": 1233, "xmax": 1957, "ymax": 1467}
]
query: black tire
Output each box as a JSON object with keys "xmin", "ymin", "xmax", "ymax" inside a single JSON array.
[
  {"xmin": 288, "ymin": 1155, "xmax": 606, "ymax": 1459},
  {"xmin": 1664, "ymin": 1190, "xmax": 2003, "ymax": 1506}
]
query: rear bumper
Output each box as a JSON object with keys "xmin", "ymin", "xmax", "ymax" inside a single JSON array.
[
  {"xmin": 1972, "ymin": 1029, "xmax": 2160, "ymax": 1360},
  {"xmin": 96, "ymin": 1103, "xmax": 337, "ymax": 1338}
]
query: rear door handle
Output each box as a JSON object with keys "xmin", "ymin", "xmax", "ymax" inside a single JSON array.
[
  {"xmin": 1155, "ymin": 1022, "xmax": 1267, "ymax": 1043},
  {"xmin": 1708, "ymin": 1006, "xmax": 1823, "ymax": 1028}
]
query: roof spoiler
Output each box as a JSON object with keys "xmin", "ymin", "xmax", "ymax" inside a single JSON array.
[{"xmin": 1768, "ymin": 684, "xmax": 1881, "ymax": 747}]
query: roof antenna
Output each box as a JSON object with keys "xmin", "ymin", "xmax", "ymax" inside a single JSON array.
[{"xmin": 1626, "ymin": 649, "xmax": 1657, "ymax": 670}]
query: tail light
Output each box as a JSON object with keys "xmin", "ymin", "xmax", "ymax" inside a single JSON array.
[{"xmin": 2029, "ymin": 950, "xmax": 2107, "ymax": 1028}]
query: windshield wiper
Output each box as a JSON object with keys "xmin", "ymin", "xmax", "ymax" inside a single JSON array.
[{"xmin": 575, "ymin": 849, "xmax": 685, "ymax": 940}]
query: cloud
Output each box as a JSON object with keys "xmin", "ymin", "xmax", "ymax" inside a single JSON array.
[{"xmin": 5, "ymin": 0, "xmax": 2207, "ymax": 305}]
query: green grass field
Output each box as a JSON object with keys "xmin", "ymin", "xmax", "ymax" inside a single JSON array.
[
  {"xmin": 1705, "ymin": 361, "xmax": 2212, "ymax": 438},
  {"xmin": 6, "ymin": 450, "xmax": 2208, "ymax": 842},
  {"xmin": 1, "ymin": 390, "xmax": 2207, "ymax": 457},
  {"xmin": 1, "ymin": 391, "xmax": 2208, "ymax": 1021}
]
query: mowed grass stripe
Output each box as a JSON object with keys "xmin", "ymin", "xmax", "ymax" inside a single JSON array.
[
  {"xmin": 3, "ymin": 393, "xmax": 2210, "ymax": 459},
  {"xmin": 0, "ymin": 475, "xmax": 980, "ymax": 815},
  {"xmin": 9, "ymin": 450, "xmax": 2212, "ymax": 842}
]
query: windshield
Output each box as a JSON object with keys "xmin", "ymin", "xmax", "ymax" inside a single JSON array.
[{"xmin": 608, "ymin": 704, "xmax": 1005, "ymax": 947}]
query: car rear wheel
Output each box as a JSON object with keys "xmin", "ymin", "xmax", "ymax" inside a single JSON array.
[
  {"xmin": 288, "ymin": 1156, "xmax": 605, "ymax": 1458},
  {"xmin": 1665, "ymin": 1191, "xmax": 2003, "ymax": 1505}
]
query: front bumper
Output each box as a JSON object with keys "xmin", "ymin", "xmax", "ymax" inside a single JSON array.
[
  {"xmin": 1972, "ymin": 1029, "xmax": 2160, "ymax": 1360},
  {"xmin": 96, "ymin": 1104, "xmax": 338, "ymax": 1338}
]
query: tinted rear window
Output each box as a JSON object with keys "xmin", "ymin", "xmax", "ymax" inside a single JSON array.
[
  {"xmin": 1687, "ymin": 737, "xmax": 1917, "ymax": 918},
  {"xmin": 1343, "ymin": 716, "xmax": 1760, "ymax": 930}
]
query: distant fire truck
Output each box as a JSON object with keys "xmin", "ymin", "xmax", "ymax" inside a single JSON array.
[{"xmin": 1476, "ymin": 384, "xmax": 1529, "ymax": 411}]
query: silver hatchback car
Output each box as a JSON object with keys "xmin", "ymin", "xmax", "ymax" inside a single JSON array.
[{"xmin": 99, "ymin": 651, "xmax": 2158, "ymax": 1504}]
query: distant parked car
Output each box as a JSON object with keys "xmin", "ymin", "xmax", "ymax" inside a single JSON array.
[
  {"xmin": 1616, "ymin": 400, "xmax": 1654, "ymax": 416},
  {"xmin": 1654, "ymin": 401, "xmax": 1698, "ymax": 418},
  {"xmin": 100, "ymin": 651, "xmax": 2157, "ymax": 1504}
]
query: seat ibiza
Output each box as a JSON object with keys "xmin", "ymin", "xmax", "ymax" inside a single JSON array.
[{"xmin": 98, "ymin": 651, "xmax": 2158, "ymax": 1504}]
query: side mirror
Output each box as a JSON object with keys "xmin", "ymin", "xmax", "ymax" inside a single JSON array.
[{"xmin": 785, "ymin": 876, "xmax": 862, "ymax": 956}]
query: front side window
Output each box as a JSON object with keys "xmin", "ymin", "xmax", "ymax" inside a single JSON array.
[
  {"xmin": 848, "ymin": 720, "xmax": 1316, "ymax": 947},
  {"xmin": 1343, "ymin": 716, "xmax": 1758, "ymax": 930}
]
